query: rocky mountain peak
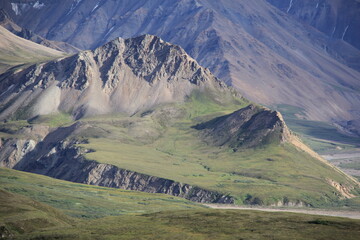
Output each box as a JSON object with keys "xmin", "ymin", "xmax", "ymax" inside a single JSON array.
[{"xmin": 0, "ymin": 35, "xmax": 226, "ymax": 120}]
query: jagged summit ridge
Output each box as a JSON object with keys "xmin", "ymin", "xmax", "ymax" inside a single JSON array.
[{"xmin": 0, "ymin": 34, "xmax": 228, "ymax": 120}]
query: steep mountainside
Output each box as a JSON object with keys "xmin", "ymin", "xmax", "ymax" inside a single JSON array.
[
  {"xmin": 0, "ymin": 9, "xmax": 79, "ymax": 54},
  {"xmin": 0, "ymin": 34, "xmax": 234, "ymax": 120},
  {"xmin": 1, "ymin": 0, "xmax": 360, "ymax": 134},
  {"xmin": 0, "ymin": 25, "xmax": 64, "ymax": 73},
  {"xmin": 0, "ymin": 35, "xmax": 358, "ymax": 207},
  {"xmin": 267, "ymin": 0, "xmax": 360, "ymax": 50}
]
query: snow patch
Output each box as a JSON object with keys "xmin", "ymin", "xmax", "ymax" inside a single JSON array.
[
  {"xmin": 11, "ymin": 2, "xmax": 43, "ymax": 15},
  {"xmin": 33, "ymin": 1, "xmax": 45, "ymax": 9},
  {"xmin": 11, "ymin": 3, "xmax": 20, "ymax": 15},
  {"xmin": 287, "ymin": 0, "xmax": 294, "ymax": 13},
  {"xmin": 342, "ymin": 25, "xmax": 349, "ymax": 40},
  {"xmin": 104, "ymin": 26, "xmax": 114, "ymax": 39},
  {"xmin": 331, "ymin": 26, "xmax": 336, "ymax": 37},
  {"xmin": 67, "ymin": 0, "xmax": 82, "ymax": 16},
  {"xmin": 0, "ymin": 85, "xmax": 15, "ymax": 97},
  {"xmin": 91, "ymin": 2, "xmax": 100, "ymax": 13}
]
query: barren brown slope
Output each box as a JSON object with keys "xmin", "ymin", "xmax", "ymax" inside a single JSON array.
[
  {"xmin": 0, "ymin": 9, "xmax": 79, "ymax": 54},
  {"xmin": 0, "ymin": 25, "xmax": 64, "ymax": 73},
  {"xmin": 1, "ymin": 0, "xmax": 359, "ymax": 133}
]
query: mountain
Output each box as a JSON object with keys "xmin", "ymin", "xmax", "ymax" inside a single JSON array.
[
  {"xmin": 267, "ymin": 0, "xmax": 360, "ymax": 51},
  {"xmin": 1, "ymin": 0, "xmax": 359, "ymax": 137},
  {"xmin": 0, "ymin": 25, "xmax": 64, "ymax": 73},
  {"xmin": 0, "ymin": 34, "xmax": 236, "ymax": 120},
  {"xmin": 0, "ymin": 9, "xmax": 79, "ymax": 54},
  {"xmin": 0, "ymin": 35, "xmax": 358, "ymax": 207}
]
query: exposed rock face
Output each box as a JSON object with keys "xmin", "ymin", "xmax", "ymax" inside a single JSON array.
[
  {"xmin": 0, "ymin": 138, "xmax": 36, "ymax": 168},
  {"xmin": 0, "ymin": 9, "xmax": 79, "ymax": 53},
  {"xmin": 267, "ymin": 0, "xmax": 360, "ymax": 51},
  {"xmin": 193, "ymin": 104, "xmax": 291, "ymax": 149},
  {"xmin": 1, "ymin": 0, "xmax": 360, "ymax": 129},
  {"xmin": 6, "ymin": 124, "xmax": 233, "ymax": 204},
  {"xmin": 0, "ymin": 124, "xmax": 49, "ymax": 168},
  {"xmin": 0, "ymin": 34, "xmax": 229, "ymax": 120},
  {"xmin": 327, "ymin": 179, "xmax": 356, "ymax": 199}
]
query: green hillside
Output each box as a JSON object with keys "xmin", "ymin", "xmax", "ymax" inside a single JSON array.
[
  {"xmin": 70, "ymin": 92, "xmax": 358, "ymax": 207},
  {"xmin": 1, "ymin": 168, "xmax": 360, "ymax": 240},
  {"xmin": 0, "ymin": 168, "xmax": 203, "ymax": 219},
  {"xmin": 1, "ymin": 89, "xmax": 359, "ymax": 207}
]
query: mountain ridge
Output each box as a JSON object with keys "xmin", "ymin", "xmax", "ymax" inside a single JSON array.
[{"xmin": 0, "ymin": 34, "xmax": 237, "ymax": 120}]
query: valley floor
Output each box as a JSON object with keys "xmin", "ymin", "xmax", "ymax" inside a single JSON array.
[
  {"xmin": 322, "ymin": 149, "xmax": 360, "ymax": 181},
  {"xmin": 204, "ymin": 204, "xmax": 360, "ymax": 220}
]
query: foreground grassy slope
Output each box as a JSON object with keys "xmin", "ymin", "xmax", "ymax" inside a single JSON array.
[
  {"xmin": 1, "ymin": 188, "xmax": 360, "ymax": 240},
  {"xmin": 1, "ymin": 153, "xmax": 360, "ymax": 239},
  {"xmin": 0, "ymin": 168, "xmax": 203, "ymax": 219}
]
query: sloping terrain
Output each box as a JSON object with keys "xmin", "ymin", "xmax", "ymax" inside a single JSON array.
[
  {"xmin": 0, "ymin": 34, "xmax": 236, "ymax": 120},
  {"xmin": 0, "ymin": 35, "xmax": 358, "ymax": 207},
  {"xmin": 1, "ymin": 168, "xmax": 360, "ymax": 240},
  {"xmin": 0, "ymin": 9, "xmax": 79, "ymax": 54},
  {"xmin": 267, "ymin": 0, "xmax": 360, "ymax": 51},
  {"xmin": 1, "ymin": 0, "xmax": 359, "ymax": 135},
  {"xmin": 0, "ymin": 25, "xmax": 64, "ymax": 73}
]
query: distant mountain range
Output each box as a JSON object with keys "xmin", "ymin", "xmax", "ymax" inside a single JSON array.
[
  {"xmin": 1, "ymin": 0, "xmax": 359, "ymax": 137},
  {"xmin": 267, "ymin": 0, "xmax": 360, "ymax": 51}
]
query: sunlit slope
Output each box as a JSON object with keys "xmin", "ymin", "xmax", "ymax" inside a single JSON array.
[
  {"xmin": 0, "ymin": 26, "xmax": 64, "ymax": 73},
  {"xmin": 1, "ymin": 169, "xmax": 360, "ymax": 240}
]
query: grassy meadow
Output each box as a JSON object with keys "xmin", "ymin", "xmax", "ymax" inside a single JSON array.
[{"xmin": 1, "ymin": 168, "xmax": 360, "ymax": 239}]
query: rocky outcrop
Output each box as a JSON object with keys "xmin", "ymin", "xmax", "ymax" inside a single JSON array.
[
  {"xmin": 327, "ymin": 179, "xmax": 356, "ymax": 199},
  {"xmin": 193, "ymin": 104, "xmax": 291, "ymax": 149},
  {"xmin": 0, "ymin": 123, "xmax": 233, "ymax": 204},
  {"xmin": 0, "ymin": 138, "xmax": 36, "ymax": 168},
  {"xmin": 0, "ymin": 124, "xmax": 49, "ymax": 168},
  {"xmin": 11, "ymin": 137, "xmax": 233, "ymax": 204}
]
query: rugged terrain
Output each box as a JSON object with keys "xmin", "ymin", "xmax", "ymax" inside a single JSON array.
[
  {"xmin": 0, "ymin": 35, "xmax": 358, "ymax": 208},
  {"xmin": 0, "ymin": 25, "xmax": 64, "ymax": 73},
  {"xmin": 1, "ymin": 0, "xmax": 359, "ymax": 137}
]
